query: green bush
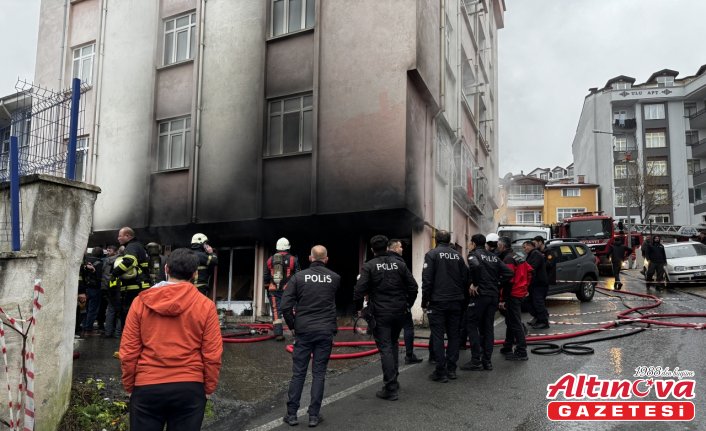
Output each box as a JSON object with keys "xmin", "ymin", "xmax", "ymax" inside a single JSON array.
[{"xmin": 59, "ymin": 378, "xmax": 129, "ymax": 431}]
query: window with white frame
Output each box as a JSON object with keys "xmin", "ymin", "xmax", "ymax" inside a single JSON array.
[
  {"xmin": 164, "ymin": 13, "xmax": 196, "ymax": 65},
  {"xmin": 614, "ymin": 187, "xmax": 626, "ymax": 206},
  {"xmin": 561, "ymin": 188, "xmax": 580, "ymax": 197},
  {"xmin": 157, "ymin": 117, "xmax": 191, "ymax": 171},
  {"xmin": 645, "ymin": 130, "xmax": 666, "ymax": 148},
  {"xmin": 652, "ymin": 187, "xmax": 669, "ymax": 205},
  {"xmin": 540, "ymin": 173, "xmax": 548, "ymax": 180},
  {"xmin": 75, "ymin": 137, "xmax": 89, "ymax": 181},
  {"xmin": 688, "ymin": 159, "xmax": 701, "ymax": 175},
  {"xmin": 646, "ymin": 159, "xmax": 668, "ymax": 176},
  {"xmin": 72, "ymin": 44, "xmax": 95, "ymax": 84},
  {"xmin": 435, "ymin": 128, "xmax": 451, "ymax": 183},
  {"xmin": 453, "ymin": 142, "xmax": 472, "ymax": 193},
  {"xmin": 272, "ymin": 0, "xmax": 315, "ymax": 37},
  {"xmin": 614, "ymin": 82, "xmax": 630, "ymax": 90},
  {"xmin": 613, "ymin": 135, "xmax": 628, "ymax": 151},
  {"xmin": 614, "ymin": 164, "xmax": 627, "ymax": 179},
  {"xmin": 613, "ymin": 110, "xmax": 627, "ymax": 124},
  {"xmin": 656, "ymin": 76, "xmax": 674, "ymax": 87},
  {"xmin": 644, "ymin": 104, "xmax": 665, "ymax": 120},
  {"xmin": 266, "ymin": 94, "xmax": 313, "ymax": 156},
  {"xmin": 648, "ymin": 213, "xmax": 671, "ymax": 224},
  {"xmin": 515, "ymin": 210, "xmax": 542, "ymax": 225},
  {"xmin": 686, "ymin": 130, "xmax": 699, "ymax": 145},
  {"xmin": 557, "ymin": 208, "xmax": 585, "ymax": 222}
]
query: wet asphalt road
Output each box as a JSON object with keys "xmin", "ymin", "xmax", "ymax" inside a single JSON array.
[{"xmin": 73, "ymin": 269, "xmax": 706, "ymax": 430}]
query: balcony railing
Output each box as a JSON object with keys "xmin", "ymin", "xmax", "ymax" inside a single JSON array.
[
  {"xmin": 688, "ymin": 107, "xmax": 706, "ymax": 120},
  {"xmin": 508, "ymin": 194, "xmax": 544, "ymax": 200},
  {"xmin": 687, "ymin": 136, "xmax": 706, "ymax": 147},
  {"xmin": 613, "ymin": 119, "xmax": 637, "ymax": 130}
]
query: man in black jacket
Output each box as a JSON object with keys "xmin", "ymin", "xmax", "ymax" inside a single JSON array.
[
  {"xmin": 645, "ymin": 235, "xmax": 667, "ymax": 288},
  {"xmin": 608, "ymin": 237, "xmax": 631, "ymax": 290},
  {"xmin": 388, "ymin": 239, "xmax": 422, "ymax": 364},
  {"xmin": 523, "ymin": 240, "xmax": 550, "ymax": 329},
  {"xmin": 280, "ymin": 245, "xmax": 340, "ymax": 427},
  {"xmin": 354, "ymin": 235, "xmax": 418, "ymax": 401},
  {"xmin": 421, "ymin": 230, "xmax": 469, "ymax": 383},
  {"xmin": 461, "ymin": 234, "xmax": 514, "ymax": 371}
]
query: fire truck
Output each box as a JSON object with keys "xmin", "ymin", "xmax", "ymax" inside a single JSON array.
[{"xmin": 554, "ymin": 211, "xmax": 643, "ymax": 274}]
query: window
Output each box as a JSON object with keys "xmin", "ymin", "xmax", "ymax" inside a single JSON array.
[
  {"xmin": 540, "ymin": 173, "xmax": 548, "ymax": 180},
  {"xmin": 656, "ymin": 76, "xmax": 674, "ymax": 87},
  {"xmin": 75, "ymin": 137, "xmax": 89, "ymax": 181},
  {"xmin": 614, "ymin": 187, "xmax": 626, "ymax": 206},
  {"xmin": 553, "ymin": 170, "xmax": 565, "ymax": 179},
  {"xmin": 435, "ymin": 128, "xmax": 452, "ymax": 182},
  {"xmin": 652, "ymin": 187, "xmax": 669, "ymax": 205},
  {"xmin": 613, "ymin": 136, "xmax": 628, "ymax": 151},
  {"xmin": 576, "ymin": 245, "xmax": 588, "ymax": 256},
  {"xmin": 644, "ymin": 104, "xmax": 665, "ymax": 120},
  {"xmin": 614, "ymin": 164, "xmax": 627, "ymax": 179},
  {"xmin": 453, "ymin": 142, "xmax": 473, "ymax": 194},
  {"xmin": 688, "ymin": 159, "xmax": 701, "ymax": 175},
  {"xmin": 157, "ymin": 117, "xmax": 191, "ymax": 170},
  {"xmin": 509, "ymin": 184, "xmax": 543, "ymax": 199},
  {"xmin": 557, "ymin": 208, "xmax": 586, "ymax": 222},
  {"xmin": 72, "ymin": 44, "xmax": 95, "ymax": 84},
  {"xmin": 645, "ymin": 130, "xmax": 666, "ymax": 148},
  {"xmin": 684, "ymin": 102, "xmax": 698, "ymax": 117},
  {"xmin": 686, "ymin": 130, "xmax": 699, "ymax": 145},
  {"xmin": 649, "ymin": 214, "xmax": 671, "ymax": 224},
  {"xmin": 164, "ymin": 13, "xmax": 196, "ymax": 65},
  {"xmin": 614, "ymin": 110, "xmax": 627, "ymax": 124},
  {"xmin": 614, "ymin": 82, "xmax": 630, "ymax": 90},
  {"xmin": 267, "ymin": 94, "xmax": 313, "ymax": 156},
  {"xmin": 272, "ymin": 0, "xmax": 315, "ymax": 37},
  {"xmin": 562, "ymin": 188, "xmax": 580, "ymax": 197},
  {"xmin": 515, "ymin": 210, "xmax": 542, "ymax": 225},
  {"xmin": 555, "ymin": 245, "xmax": 577, "ymax": 263},
  {"xmin": 646, "ymin": 160, "xmax": 668, "ymax": 176}
]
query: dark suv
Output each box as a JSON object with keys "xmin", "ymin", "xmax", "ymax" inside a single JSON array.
[
  {"xmin": 544, "ymin": 239, "xmax": 598, "ymax": 302},
  {"xmin": 514, "ymin": 239, "xmax": 598, "ymax": 302}
]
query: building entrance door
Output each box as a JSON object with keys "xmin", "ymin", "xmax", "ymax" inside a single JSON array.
[{"xmin": 214, "ymin": 246, "xmax": 256, "ymax": 318}]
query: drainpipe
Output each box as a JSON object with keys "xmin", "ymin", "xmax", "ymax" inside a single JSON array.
[
  {"xmin": 439, "ymin": 0, "xmax": 446, "ymax": 118},
  {"xmin": 58, "ymin": 0, "xmax": 69, "ymax": 88},
  {"xmin": 90, "ymin": 0, "xmax": 108, "ymax": 185},
  {"xmin": 191, "ymin": 0, "xmax": 207, "ymax": 223}
]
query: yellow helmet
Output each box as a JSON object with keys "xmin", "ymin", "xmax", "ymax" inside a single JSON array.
[{"xmin": 114, "ymin": 256, "xmax": 137, "ymax": 279}]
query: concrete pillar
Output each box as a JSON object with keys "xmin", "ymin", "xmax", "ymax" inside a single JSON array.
[
  {"xmin": 411, "ymin": 225, "xmax": 433, "ymax": 321},
  {"xmin": 0, "ymin": 175, "xmax": 99, "ymax": 431}
]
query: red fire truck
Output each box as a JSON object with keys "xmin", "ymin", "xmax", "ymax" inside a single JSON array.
[{"xmin": 554, "ymin": 211, "xmax": 642, "ymax": 275}]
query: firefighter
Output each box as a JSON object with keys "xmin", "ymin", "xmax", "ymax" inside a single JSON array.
[
  {"xmin": 113, "ymin": 227, "xmax": 150, "ymax": 329},
  {"xmin": 190, "ymin": 234, "xmax": 218, "ymax": 296},
  {"xmin": 264, "ymin": 237, "xmax": 300, "ymax": 341},
  {"xmin": 607, "ymin": 236, "xmax": 630, "ymax": 290},
  {"xmin": 146, "ymin": 242, "xmax": 167, "ymax": 286}
]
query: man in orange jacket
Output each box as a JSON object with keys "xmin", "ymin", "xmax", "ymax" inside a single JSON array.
[{"xmin": 120, "ymin": 248, "xmax": 223, "ymax": 431}]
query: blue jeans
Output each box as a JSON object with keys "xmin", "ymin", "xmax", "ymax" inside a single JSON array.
[
  {"xmin": 82, "ymin": 288, "xmax": 101, "ymax": 330},
  {"xmin": 287, "ymin": 331, "xmax": 334, "ymax": 417}
]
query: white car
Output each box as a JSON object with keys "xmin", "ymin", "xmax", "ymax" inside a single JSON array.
[{"xmin": 661, "ymin": 241, "xmax": 706, "ymax": 285}]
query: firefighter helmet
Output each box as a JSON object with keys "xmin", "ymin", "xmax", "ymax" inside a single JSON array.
[
  {"xmin": 276, "ymin": 237, "xmax": 291, "ymax": 251},
  {"xmin": 191, "ymin": 233, "xmax": 208, "ymax": 245},
  {"xmin": 146, "ymin": 242, "xmax": 161, "ymax": 256}
]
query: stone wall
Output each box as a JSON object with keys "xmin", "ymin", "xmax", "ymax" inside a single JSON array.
[{"xmin": 0, "ymin": 174, "xmax": 99, "ymax": 431}]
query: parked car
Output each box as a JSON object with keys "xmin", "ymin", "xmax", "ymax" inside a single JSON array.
[
  {"xmin": 515, "ymin": 239, "xmax": 598, "ymax": 302},
  {"xmin": 644, "ymin": 241, "xmax": 706, "ymax": 286}
]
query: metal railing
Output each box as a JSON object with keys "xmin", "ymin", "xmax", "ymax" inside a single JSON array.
[{"xmin": 508, "ymin": 194, "xmax": 544, "ymax": 200}]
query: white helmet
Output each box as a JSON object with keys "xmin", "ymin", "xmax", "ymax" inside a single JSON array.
[
  {"xmin": 191, "ymin": 233, "xmax": 208, "ymax": 244},
  {"xmin": 486, "ymin": 233, "xmax": 500, "ymax": 243},
  {"xmin": 276, "ymin": 237, "xmax": 291, "ymax": 251}
]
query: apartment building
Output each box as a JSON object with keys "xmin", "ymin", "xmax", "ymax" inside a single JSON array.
[
  {"xmin": 572, "ymin": 66, "xmax": 706, "ymax": 226},
  {"xmin": 33, "ymin": 0, "xmax": 505, "ymax": 316}
]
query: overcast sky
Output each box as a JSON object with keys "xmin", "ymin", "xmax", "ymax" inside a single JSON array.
[
  {"xmin": 3, "ymin": 0, "xmax": 705, "ymax": 177},
  {"xmin": 499, "ymin": 0, "xmax": 706, "ymax": 177}
]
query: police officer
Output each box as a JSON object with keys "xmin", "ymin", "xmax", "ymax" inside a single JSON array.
[
  {"xmin": 113, "ymin": 227, "xmax": 150, "ymax": 329},
  {"xmin": 280, "ymin": 245, "xmax": 339, "ymax": 428},
  {"xmin": 190, "ymin": 234, "xmax": 218, "ymax": 296},
  {"xmin": 461, "ymin": 234, "xmax": 514, "ymax": 371},
  {"xmin": 524, "ymin": 240, "xmax": 550, "ymax": 329},
  {"xmin": 264, "ymin": 237, "xmax": 300, "ymax": 341},
  {"xmin": 354, "ymin": 235, "xmax": 418, "ymax": 400},
  {"xmin": 422, "ymin": 230, "xmax": 469, "ymax": 383},
  {"xmin": 387, "ymin": 238, "xmax": 422, "ymax": 364}
]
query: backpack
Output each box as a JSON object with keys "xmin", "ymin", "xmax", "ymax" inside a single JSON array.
[{"xmin": 271, "ymin": 253, "xmax": 296, "ymax": 289}]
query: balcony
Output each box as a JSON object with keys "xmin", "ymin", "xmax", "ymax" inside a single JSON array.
[
  {"xmin": 691, "ymin": 138, "xmax": 706, "ymax": 158},
  {"xmin": 613, "ymin": 118, "xmax": 636, "ymax": 131},
  {"xmin": 613, "ymin": 147, "xmax": 637, "ymax": 161},
  {"xmin": 507, "ymin": 194, "xmax": 544, "ymax": 208},
  {"xmin": 689, "ymin": 108, "xmax": 706, "ymax": 130},
  {"xmin": 693, "ymin": 168, "xmax": 706, "ymax": 187}
]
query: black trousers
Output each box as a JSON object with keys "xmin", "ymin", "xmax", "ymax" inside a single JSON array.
[
  {"xmin": 612, "ymin": 260, "xmax": 623, "ymax": 282},
  {"xmin": 646, "ymin": 262, "xmax": 667, "ymax": 282},
  {"xmin": 528, "ymin": 284, "xmax": 549, "ymax": 324},
  {"xmin": 130, "ymin": 382, "xmax": 206, "ymax": 431},
  {"xmin": 428, "ymin": 301, "xmax": 463, "ymax": 376},
  {"xmin": 373, "ymin": 314, "xmax": 405, "ymax": 390},
  {"xmin": 503, "ymin": 297, "xmax": 526, "ymax": 354},
  {"xmin": 466, "ymin": 295, "xmax": 498, "ymax": 363},
  {"xmin": 121, "ymin": 289, "xmax": 141, "ymax": 328},
  {"xmin": 287, "ymin": 331, "xmax": 334, "ymax": 417},
  {"xmin": 402, "ymin": 312, "xmax": 415, "ymax": 357}
]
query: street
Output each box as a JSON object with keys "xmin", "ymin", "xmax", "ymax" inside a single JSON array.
[{"xmin": 72, "ymin": 269, "xmax": 706, "ymax": 430}]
